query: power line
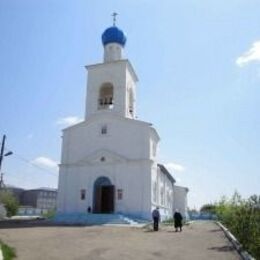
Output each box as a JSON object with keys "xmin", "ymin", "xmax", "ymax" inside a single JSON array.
[
  {"xmin": 5, "ymin": 146, "xmax": 58, "ymax": 176},
  {"xmin": 15, "ymin": 154, "xmax": 58, "ymax": 176}
]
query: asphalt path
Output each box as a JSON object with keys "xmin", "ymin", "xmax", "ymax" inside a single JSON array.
[{"xmin": 0, "ymin": 221, "xmax": 241, "ymax": 260}]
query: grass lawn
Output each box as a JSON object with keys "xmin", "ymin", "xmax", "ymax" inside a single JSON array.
[{"xmin": 0, "ymin": 240, "xmax": 16, "ymax": 260}]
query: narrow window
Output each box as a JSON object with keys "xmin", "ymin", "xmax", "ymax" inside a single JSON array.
[
  {"xmin": 117, "ymin": 189, "xmax": 123, "ymax": 200},
  {"xmin": 80, "ymin": 189, "xmax": 86, "ymax": 200},
  {"xmin": 153, "ymin": 182, "xmax": 157, "ymax": 202},
  {"xmin": 101, "ymin": 125, "xmax": 107, "ymax": 135},
  {"xmin": 160, "ymin": 188, "xmax": 164, "ymax": 205},
  {"xmin": 128, "ymin": 88, "xmax": 134, "ymax": 116},
  {"xmin": 153, "ymin": 142, "xmax": 157, "ymax": 157}
]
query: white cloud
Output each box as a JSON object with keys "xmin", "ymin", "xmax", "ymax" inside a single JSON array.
[
  {"xmin": 56, "ymin": 116, "xmax": 83, "ymax": 127},
  {"xmin": 165, "ymin": 162, "xmax": 185, "ymax": 173},
  {"xmin": 236, "ymin": 41, "xmax": 260, "ymax": 67},
  {"xmin": 31, "ymin": 156, "xmax": 59, "ymax": 172}
]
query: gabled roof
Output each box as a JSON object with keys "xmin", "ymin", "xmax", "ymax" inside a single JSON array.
[
  {"xmin": 174, "ymin": 185, "xmax": 189, "ymax": 192},
  {"xmin": 158, "ymin": 164, "xmax": 176, "ymax": 184},
  {"xmin": 74, "ymin": 148, "xmax": 128, "ymax": 166},
  {"xmin": 27, "ymin": 187, "xmax": 57, "ymax": 192},
  {"xmin": 62, "ymin": 113, "xmax": 159, "ymax": 138}
]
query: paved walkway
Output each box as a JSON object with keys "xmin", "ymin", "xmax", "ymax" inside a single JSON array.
[{"xmin": 0, "ymin": 221, "xmax": 241, "ymax": 260}]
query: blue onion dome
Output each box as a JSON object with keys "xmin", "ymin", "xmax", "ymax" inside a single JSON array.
[{"xmin": 102, "ymin": 26, "xmax": 127, "ymax": 47}]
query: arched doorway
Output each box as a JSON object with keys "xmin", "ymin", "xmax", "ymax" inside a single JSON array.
[{"xmin": 93, "ymin": 176, "xmax": 114, "ymax": 213}]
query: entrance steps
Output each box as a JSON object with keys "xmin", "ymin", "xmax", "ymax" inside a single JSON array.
[{"xmin": 54, "ymin": 213, "xmax": 149, "ymax": 226}]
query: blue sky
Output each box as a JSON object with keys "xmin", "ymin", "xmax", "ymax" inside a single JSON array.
[{"xmin": 1, "ymin": 0, "xmax": 259, "ymax": 208}]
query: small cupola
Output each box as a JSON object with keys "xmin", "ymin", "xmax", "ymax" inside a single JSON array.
[
  {"xmin": 102, "ymin": 26, "xmax": 127, "ymax": 47},
  {"xmin": 102, "ymin": 13, "xmax": 127, "ymax": 62}
]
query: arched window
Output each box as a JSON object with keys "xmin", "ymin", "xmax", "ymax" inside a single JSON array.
[
  {"xmin": 98, "ymin": 83, "xmax": 114, "ymax": 110},
  {"xmin": 101, "ymin": 125, "xmax": 107, "ymax": 135}
]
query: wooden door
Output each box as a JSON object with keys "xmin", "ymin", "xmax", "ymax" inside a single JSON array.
[
  {"xmin": 94, "ymin": 186, "xmax": 102, "ymax": 213},
  {"xmin": 101, "ymin": 185, "xmax": 114, "ymax": 213}
]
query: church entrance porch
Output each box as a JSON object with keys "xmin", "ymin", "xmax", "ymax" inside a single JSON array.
[{"xmin": 93, "ymin": 177, "xmax": 114, "ymax": 213}]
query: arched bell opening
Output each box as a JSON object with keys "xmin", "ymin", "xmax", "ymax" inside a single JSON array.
[{"xmin": 98, "ymin": 83, "xmax": 114, "ymax": 110}]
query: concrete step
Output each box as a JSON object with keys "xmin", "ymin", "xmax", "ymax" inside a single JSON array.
[{"xmin": 53, "ymin": 213, "xmax": 149, "ymax": 226}]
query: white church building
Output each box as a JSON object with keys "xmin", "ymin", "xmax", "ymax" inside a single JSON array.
[{"xmin": 57, "ymin": 20, "xmax": 188, "ymax": 221}]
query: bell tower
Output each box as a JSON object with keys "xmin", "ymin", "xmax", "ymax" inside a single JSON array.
[{"xmin": 84, "ymin": 15, "xmax": 138, "ymax": 119}]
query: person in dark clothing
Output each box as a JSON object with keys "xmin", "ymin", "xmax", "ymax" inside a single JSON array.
[
  {"xmin": 152, "ymin": 207, "xmax": 161, "ymax": 231},
  {"xmin": 174, "ymin": 209, "xmax": 183, "ymax": 232}
]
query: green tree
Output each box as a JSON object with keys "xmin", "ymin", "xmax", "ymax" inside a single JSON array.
[
  {"xmin": 200, "ymin": 204, "xmax": 216, "ymax": 214},
  {"xmin": 0, "ymin": 190, "xmax": 19, "ymax": 217}
]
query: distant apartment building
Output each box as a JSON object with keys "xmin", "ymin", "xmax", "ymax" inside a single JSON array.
[
  {"xmin": 7, "ymin": 186, "xmax": 57, "ymax": 215},
  {"xmin": 21, "ymin": 188, "xmax": 57, "ymax": 212},
  {"xmin": 6, "ymin": 186, "xmax": 24, "ymax": 202}
]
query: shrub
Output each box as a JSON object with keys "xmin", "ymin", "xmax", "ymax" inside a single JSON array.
[
  {"xmin": 43, "ymin": 209, "xmax": 56, "ymax": 219},
  {"xmin": 0, "ymin": 190, "xmax": 19, "ymax": 217},
  {"xmin": 215, "ymin": 192, "xmax": 260, "ymax": 259}
]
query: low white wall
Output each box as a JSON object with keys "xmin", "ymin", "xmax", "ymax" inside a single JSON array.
[{"xmin": 0, "ymin": 203, "xmax": 7, "ymax": 219}]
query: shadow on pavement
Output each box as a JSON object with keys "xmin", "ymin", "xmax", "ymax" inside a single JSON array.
[
  {"xmin": 209, "ymin": 228, "xmax": 222, "ymax": 232},
  {"xmin": 0, "ymin": 219, "xmax": 89, "ymax": 229},
  {"xmin": 208, "ymin": 245, "xmax": 235, "ymax": 252},
  {"xmin": 143, "ymin": 229, "xmax": 156, "ymax": 232}
]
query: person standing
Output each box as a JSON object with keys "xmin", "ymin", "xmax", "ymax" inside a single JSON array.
[
  {"xmin": 152, "ymin": 207, "xmax": 160, "ymax": 231},
  {"xmin": 174, "ymin": 209, "xmax": 183, "ymax": 232}
]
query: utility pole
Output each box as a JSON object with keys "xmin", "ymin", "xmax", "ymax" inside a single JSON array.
[
  {"xmin": 0, "ymin": 135, "xmax": 12, "ymax": 189},
  {"xmin": 0, "ymin": 135, "xmax": 6, "ymax": 188},
  {"xmin": 0, "ymin": 172, "xmax": 4, "ymax": 189}
]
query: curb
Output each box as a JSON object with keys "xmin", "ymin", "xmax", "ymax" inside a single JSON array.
[{"xmin": 216, "ymin": 221, "xmax": 255, "ymax": 260}]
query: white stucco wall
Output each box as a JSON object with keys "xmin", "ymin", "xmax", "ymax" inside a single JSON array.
[
  {"xmin": 85, "ymin": 60, "xmax": 137, "ymax": 119},
  {"xmin": 151, "ymin": 165, "xmax": 174, "ymax": 220},
  {"xmin": 173, "ymin": 185, "xmax": 189, "ymax": 220},
  {"xmin": 60, "ymin": 114, "xmax": 158, "ymax": 164},
  {"xmin": 104, "ymin": 43, "xmax": 123, "ymax": 62},
  {"xmin": 58, "ymin": 160, "xmax": 152, "ymax": 219},
  {"xmin": 57, "ymin": 114, "xmax": 160, "ymax": 219}
]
